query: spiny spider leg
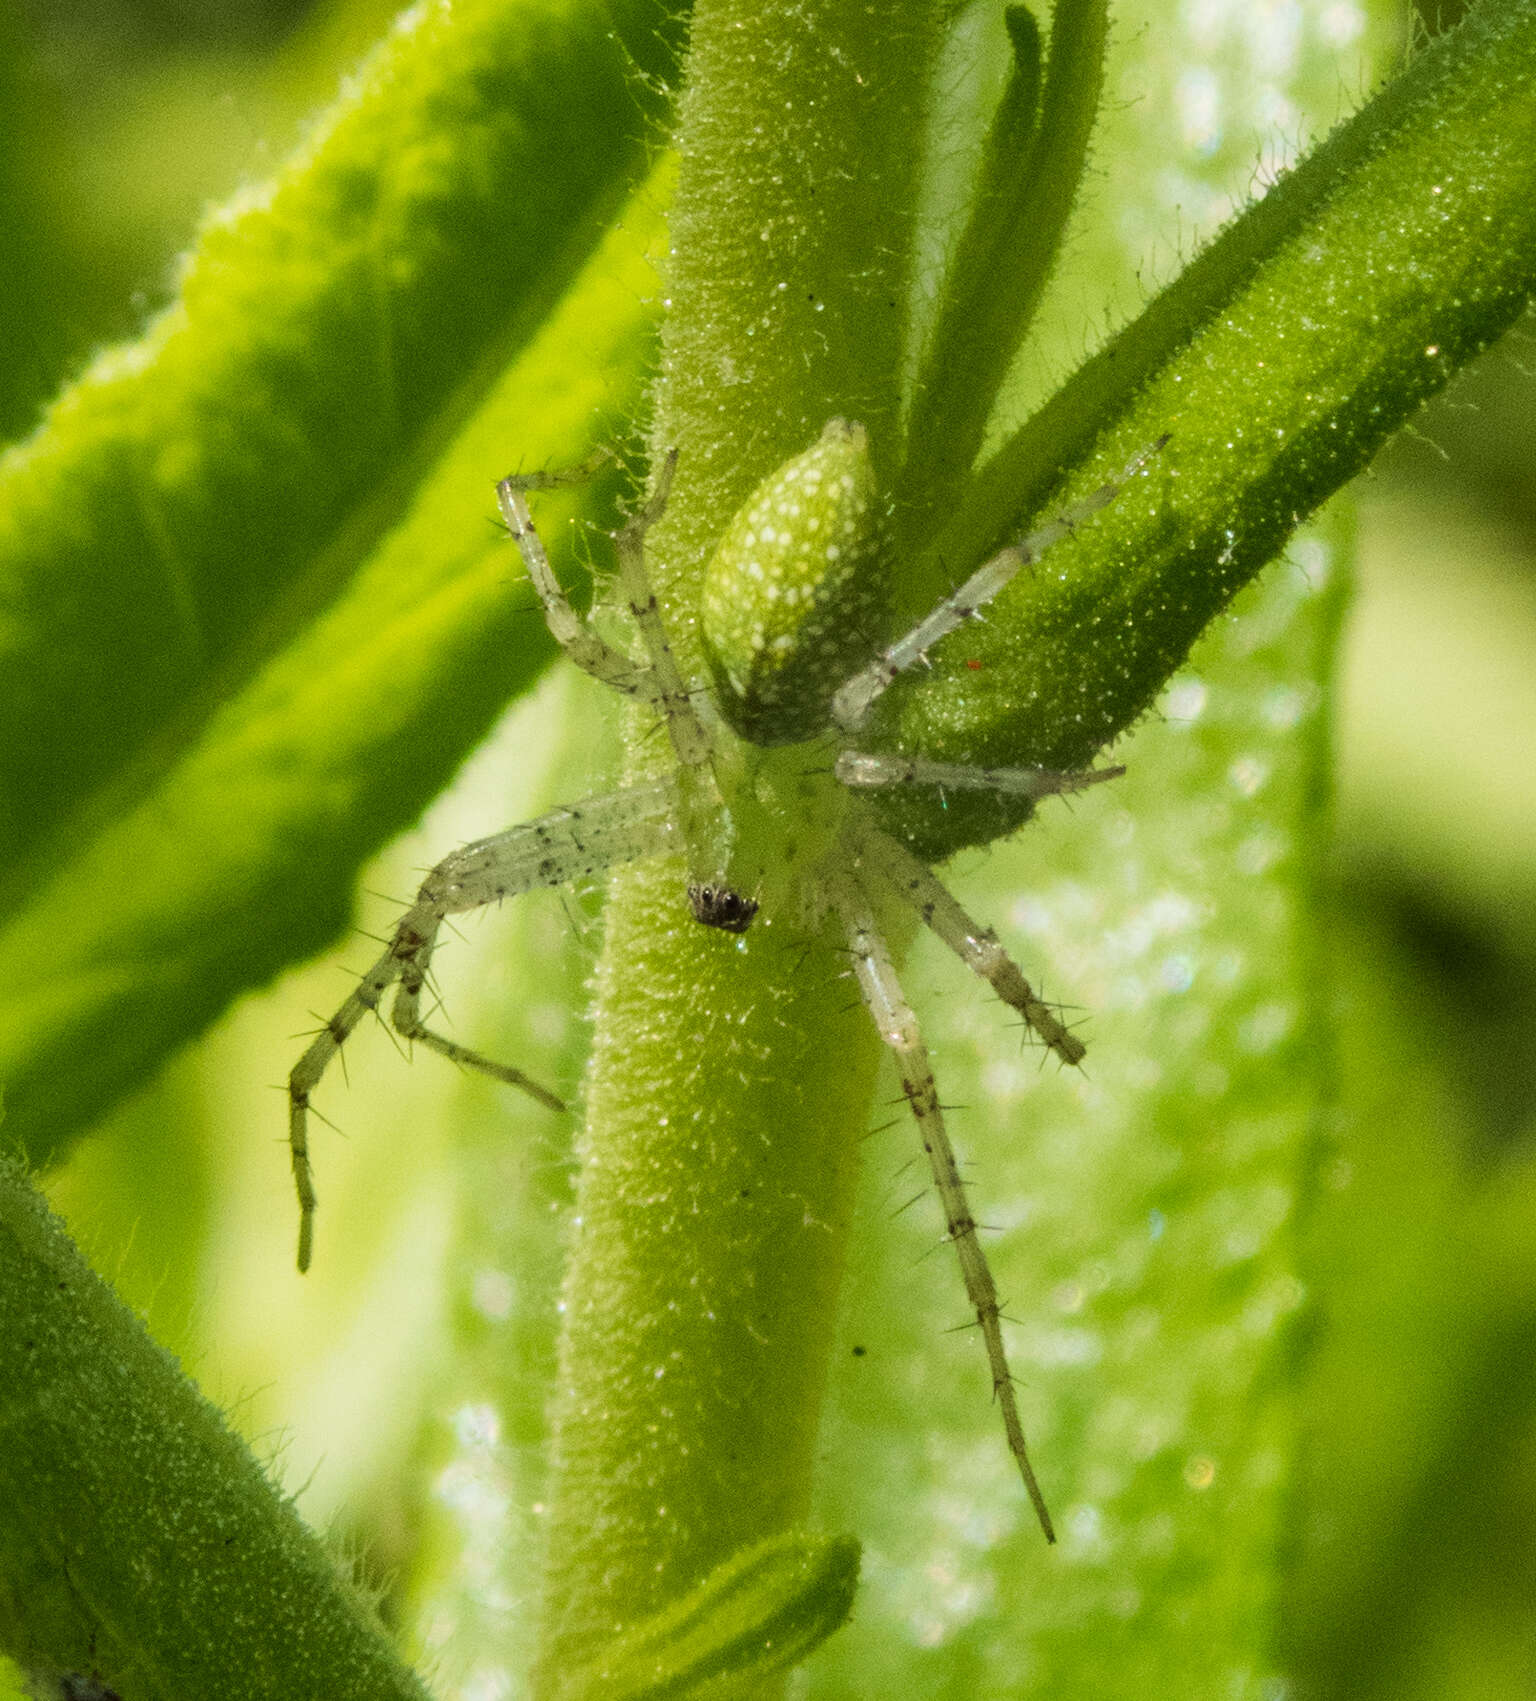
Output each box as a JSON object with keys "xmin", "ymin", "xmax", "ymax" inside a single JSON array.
[
  {"xmin": 504, "ymin": 450, "xmax": 734, "ymax": 919},
  {"xmin": 835, "ymin": 749, "xmax": 1125, "ymax": 798},
  {"xmin": 610, "ymin": 454, "xmax": 760, "ymax": 928},
  {"xmin": 389, "ymin": 910, "xmax": 569, "ymax": 1103},
  {"xmin": 849, "ymin": 813, "xmax": 1086, "ymax": 1065},
  {"xmin": 831, "ymin": 435, "xmax": 1170, "ymax": 732},
  {"xmin": 497, "ymin": 451, "xmax": 707, "ymax": 769},
  {"xmin": 832, "ymin": 867, "xmax": 1057, "ymax": 1543},
  {"xmin": 496, "ymin": 454, "xmax": 656, "ymax": 702},
  {"xmin": 288, "ymin": 779, "xmax": 679, "ymax": 1271},
  {"xmin": 608, "ymin": 450, "xmax": 714, "ymax": 776}
]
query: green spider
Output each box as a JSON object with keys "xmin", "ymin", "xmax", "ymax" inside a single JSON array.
[{"xmin": 287, "ymin": 420, "xmax": 1161, "ymax": 1542}]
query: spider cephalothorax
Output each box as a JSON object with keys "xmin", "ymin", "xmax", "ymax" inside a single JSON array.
[{"xmin": 287, "ymin": 421, "xmax": 1159, "ymax": 1541}]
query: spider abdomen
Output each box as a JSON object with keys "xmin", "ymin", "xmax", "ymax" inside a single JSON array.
[{"xmin": 700, "ymin": 418, "xmax": 887, "ymax": 747}]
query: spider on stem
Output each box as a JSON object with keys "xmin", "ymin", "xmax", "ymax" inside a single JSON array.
[{"xmin": 287, "ymin": 420, "xmax": 1164, "ymax": 1542}]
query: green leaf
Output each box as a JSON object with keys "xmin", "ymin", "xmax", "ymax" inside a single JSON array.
[
  {"xmin": 0, "ymin": 2, "xmax": 676, "ymax": 1163},
  {"xmin": 557, "ymin": 1531, "xmax": 859, "ymax": 1700},
  {"xmin": 0, "ymin": 8, "xmax": 73, "ymax": 440},
  {"xmin": 0, "ymin": 0, "xmax": 677, "ymax": 869},
  {"xmin": 0, "ymin": 1156, "xmax": 432, "ymax": 1701},
  {"xmin": 883, "ymin": 0, "xmax": 1536, "ymax": 859},
  {"xmin": 905, "ymin": 0, "xmax": 1109, "ymax": 518},
  {"xmin": 809, "ymin": 509, "xmax": 1346, "ymax": 1693}
]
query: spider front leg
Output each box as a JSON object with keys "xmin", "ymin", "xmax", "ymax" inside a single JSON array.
[
  {"xmin": 832, "ymin": 867, "xmax": 1057, "ymax": 1544},
  {"xmin": 831, "ymin": 436, "xmax": 1169, "ymax": 733},
  {"xmin": 288, "ymin": 780, "xmax": 680, "ymax": 1272},
  {"xmin": 836, "ymin": 753, "xmax": 1123, "ymax": 1060},
  {"xmin": 496, "ymin": 453, "xmax": 658, "ymax": 703},
  {"xmin": 503, "ymin": 449, "xmax": 732, "ymax": 914}
]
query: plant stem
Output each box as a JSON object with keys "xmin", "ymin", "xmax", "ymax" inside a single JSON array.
[
  {"xmin": 0, "ymin": 1161, "xmax": 432, "ymax": 1701},
  {"xmin": 531, "ymin": 0, "xmax": 946, "ymax": 1684},
  {"xmin": 881, "ymin": 0, "xmax": 1536, "ymax": 862},
  {"xmin": 529, "ymin": 0, "xmax": 1536, "ymax": 1682}
]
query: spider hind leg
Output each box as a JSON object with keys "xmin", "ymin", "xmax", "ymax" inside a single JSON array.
[
  {"xmin": 832, "ymin": 864, "xmax": 1057, "ymax": 1543},
  {"xmin": 495, "ymin": 453, "xmax": 656, "ymax": 704}
]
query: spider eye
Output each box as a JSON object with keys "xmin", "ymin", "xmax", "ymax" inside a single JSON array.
[
  {"xmin": 700, "ymin": 418, "xmax": 887, "ymax": 746},
  {"xmin": 687, "ymin": 883, "xmax": 761, "ymax": 934}
]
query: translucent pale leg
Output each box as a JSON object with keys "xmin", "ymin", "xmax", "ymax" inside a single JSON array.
[
  {"xmin": 497, "ymin": 451, "xmax": 716, "ymax": 775},
  {"xmin": 288, "ymin": 780, "xmax": 679, "ymax": 1270},
  {"xmin": 607, "ymin": 450, "xmax": 716, "ymax": 776},
  {"xmin": 832, "ymin": 868, "xmax": 1056, "ymax": 1543},
  {"xmin": 607, "ymin": 454, "xmax": 739, "ymax": 911},
  {"xmin": 831, "ymin": 436, "xmax": 1169, "ymax": 732},
  {"xmin": 835, "ymin": 749, "xmax": 1124, "ymax": 798},
  {"xmin": 496, "ymin": 454, "xmax": 655, "ymax": 702},
  {"xmin": 500, "ymin": 451, "xmax": 728, "ymax": 903},
  {"xmin": 850, "ymin": 815, "xmax": 1085, "ymax": 1064}
]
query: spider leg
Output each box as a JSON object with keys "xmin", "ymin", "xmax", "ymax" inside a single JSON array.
[
  {"xmin": 835, "ymin": 750, "xmax": 1123, "ymax": 798},
  {"xmin": 289, "ymin": 939, "xmax": 410, "ymax": 1272},
  {"xmin": 609, "ymin": 453, "xmax": 752, "ymax": 917},
  {"xmin": 832, "ymin": 866, "xmax": 1056, "ymax": 1543},
  {"xmin": 850, "ymin": 813, "xmax": 1086, "ymax": 1064},
  {"xmin": 831, "ymin": 436, "xmax": 1168, "ymax": 732},
  {"xmin": 288, "ymin": 780, "xmax": 679, "ymax": 1271},
  {"xmin": 389, "ymin": 909, "xmax": 567, "ymax": 1110},
  {"xmin": 497, "ymin": 455, "xmax": 657, "ymax": 702},
  {"xmin": 608, "ymin": 450, "xmax": 714, "ymax": 774},
  {"xmin": 500, "ymin": 450, "xmax": 715, "ymax": 771}
]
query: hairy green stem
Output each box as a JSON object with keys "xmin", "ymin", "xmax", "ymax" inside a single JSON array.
[
  {"xmin": 0, "ymin": 1160, "xmax": 431, "ymax": 1701},
  {"xmin": 534, "ymin": 0, "xmax": 1536, "ymax": 1682},
  {"xmin": 531, "ymin": 0, "xmax": 947, "ymax": 1684},
  {"xmin": 883, "ymin": 0, "xmax": 1536, "ymax": 860}
]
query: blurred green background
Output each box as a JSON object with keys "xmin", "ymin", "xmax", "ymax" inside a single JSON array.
[{"xmin": 2, "ymin": 0, "xmax": 1533, "ymax": 1695}]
